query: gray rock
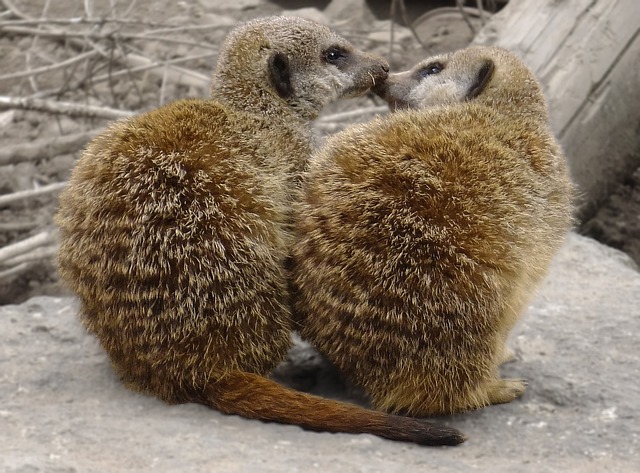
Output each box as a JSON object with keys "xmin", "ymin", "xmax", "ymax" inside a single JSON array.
[{"xmin": 1, "ymin": 233, "xmax": 638, "ymax": 472}]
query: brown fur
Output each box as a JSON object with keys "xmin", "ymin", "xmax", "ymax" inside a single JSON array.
[
  {"xmin": 55, "ymin": 16, "xmax": 464, "ymax": 445},
  {"xmin": 292, "ymin": 46, "xmax": 574, "ymax": 416}
]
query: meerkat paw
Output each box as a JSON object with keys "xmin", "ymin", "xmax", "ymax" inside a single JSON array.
[{"xmin": 486, "ymin": 378, "xmax": 527, "ymax": 405}]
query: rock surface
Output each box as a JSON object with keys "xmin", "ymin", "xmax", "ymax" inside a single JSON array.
[{"xmin": 1, "ymin": 232, "xmax": 639, "ymax": 472}]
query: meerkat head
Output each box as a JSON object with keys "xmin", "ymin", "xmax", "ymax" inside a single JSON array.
[
  {"xmin": 210, "ymin": 16, "xmax": 389, "ymax": 120},
  {"xmin": 376, "ymin": 46, "xmax": 546, "ymax": 117}
]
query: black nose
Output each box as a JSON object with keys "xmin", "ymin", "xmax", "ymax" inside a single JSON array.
[{"xmin": 382, "ymin": 63, "xmax": 390, "ymax": 73}]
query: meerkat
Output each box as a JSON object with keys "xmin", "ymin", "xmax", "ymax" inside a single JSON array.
[
  {"xmin": 55, "ymin": 16, "xmax": 464, "ymax": 446},
  {"xmin": 292, "ymin": 45, "xmax": 574, "ymax": 416}
]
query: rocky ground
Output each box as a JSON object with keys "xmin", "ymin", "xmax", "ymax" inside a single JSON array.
[{"xmin": 2, "ymin": 233, "xmax": 639, "ymax": 472}]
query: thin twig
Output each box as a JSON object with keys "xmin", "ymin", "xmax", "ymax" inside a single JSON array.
[
  {"xmin": 415, "ymin": 6, "xmax": 483, "ymax": 36},
  {"xmin": 41, "ymin": 0, "xmax": 53, "ymax": 19},
  {"xmin": 0, "ymin": 18, "xmax": 229, "ymax": 31},
  {"xmin": 1, "ymin": 245, "xmax": 57, "ymax": 267},
  {"xmin": 0, "ymin": 49, "xmax": 99, "ymax": 81},
  {"xmin": 2, "ymin": 19, "xmax": 213, "ymax": 96},
  {"xmin": 0, "ymin": 182, "xmax": 67, "ymax": 208},
  {"xmin": 0, "ymin": 231, "xmax": 55, "ymax": 264},
  {"xmin": 0, "ymin": 221, "xmax": 40, "ymax": 232},
  {"xmin": 477, "ymin": 0, "xmax": 487, "ymax": 25},
  {"xmin": 0, "ymin": 262, "xmax": 31, "ymax": 281},
  {"xmin": 80, "ymin": 32, "xmax": 213, "ymax": 90},
  {"xmin": 317, "ymin": 106, "xmax": 388, "ymax": 123},
  {"xmin": 389, "ymin": 0, "xmax": 397, "ymax": 63},
  {"xmin": 398, "ymin": 0, "xmax": 426, "ymax": 47},
  {"xmin": 0, "ymin": 25, "xmax": 219, "ymax": 50},
  {"xmin": 0, "ymin": 96, "xmax": 132, "ymax": 119},
  {"xmin": 137, "ymin": 22, "xmax": 234, "ymax": 37},
  {"xmin": 121, "ymin": 0, "xmax": 138, "ymax": 19},
  {"xmin": 457, "ymin": 0, "xmax": 477, "ymax": 34},
  {"xmin": 314, "ymin": 122, "xmax": 350, "ymax": 132},
  {"xmin": 91, "ymin": 52, "xmax": 213, "ymax": 90},
  {"xmin": 2, "ymin": 0, "xmax": 31, "ymax": 20},
  {"xmin": 160, "ymin": 60, "xmax": 170, "ymax": 106}
]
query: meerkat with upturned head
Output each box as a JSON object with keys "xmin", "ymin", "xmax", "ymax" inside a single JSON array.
[
  {"xmin": 292, "ymin": 46, "xmax": 574, "ymax": 416},
  {"xmin": 55, "ymin": 16, "xmax": 465, "ymax": 446}
]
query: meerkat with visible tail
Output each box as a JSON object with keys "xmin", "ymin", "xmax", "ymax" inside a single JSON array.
[
  {"xmin": 292, "ymin": 46, "xmax": 574, "ymax": 416},
  {"xmin": 55, "ymin": 16, "xmax": 465, "ymax": 445}
]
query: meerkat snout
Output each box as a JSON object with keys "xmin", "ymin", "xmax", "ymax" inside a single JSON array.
[
  {"xmin": 319, "ymin": 45, "xmax": 389, "ymax": 98},
  {"xmin": 372, "ymin": 67, "xmax": 421, "ymax": 111}
]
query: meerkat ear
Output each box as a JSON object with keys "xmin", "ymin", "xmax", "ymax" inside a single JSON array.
[
  {"xmin": 268, "ymin": 52, "xmax": 293, "ymax": 99},
  {"xmin": 466, "ymin": 59, "xmax": 494, "ymax": 100}
]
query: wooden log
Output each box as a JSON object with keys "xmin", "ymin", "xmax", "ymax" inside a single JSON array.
[{"xmin": 474, "ymin": 0, "xmax": 640, "ymax": 219}]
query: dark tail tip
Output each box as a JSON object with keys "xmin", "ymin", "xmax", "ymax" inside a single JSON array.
[
  {"xmin": 430, "ymin": 426, "xmax": 467, "ymax": 446},
  {"xmin": 415, "ymin": 426, "xmax": 466, "ymax": 447},
  {"xmin": 387, "ymin": 416, "xmax": 466, "ymax": 446}
]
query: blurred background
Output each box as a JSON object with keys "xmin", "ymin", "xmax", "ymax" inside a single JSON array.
[{"xmin": 0, "ymin": 0, "xmax": 638, "ymax": 304}]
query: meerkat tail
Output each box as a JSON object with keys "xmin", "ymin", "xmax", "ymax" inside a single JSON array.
[{"xmin": 195, "ymin": 371, "xmax": 465, "ymax": 446}]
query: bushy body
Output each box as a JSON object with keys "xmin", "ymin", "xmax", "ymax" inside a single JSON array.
[{"xmin": 293, "ymin": 46, "xmax": 575, "ymax": 416}]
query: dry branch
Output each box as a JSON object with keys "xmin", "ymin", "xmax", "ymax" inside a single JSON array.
[
  {"xmin": 0, "ymin": 231, "xmax": 56, "ymax": 265},
  {"xmin": 1, "ymin": 244, "xmax": 57, "ymax": 267},
  {"xmin": 0, "ymin": 49, "xmax": 100, "ymax": 81},
  {"xmin": 0, "ymin": 262, "xmax": 30, "ymax": 281},
  {"xmin": 0, "ymin": 129, "xmax": 101, "ymax": 166},
  {"xmin": 0, "ymin": 182, "xmax": 67, "ymax": 207},
  {"xmin": 0, "ymin": 96, "xmax": 132, "ymax": 119},
  {"xmin": 0, "ymin": 238, "xmax": 58, "ymax": 282},
  {"xmin": 64, "ymin": 38, "xmax": 212, "ymax": 91},
  {"xmin": 109, "ymin": 52, "xmax": 211, "ymax": 90},
  {"xmin": 0, "ymin": 25, "xmax": 220, "ymax": 51},
  {"xmin": 2, "ymin": 0, "xmax": 26, "ymax": 20},
  {"xmin": 0, "ymin": 11, "xmax": 230, "ymax": 30},
  {"xmin": 0, "ymin": 221, "xmax": 39, "ymax": 232},
  {"xmin": 1, "ymin": 1, "xmax": 215, "ymax": 99}
]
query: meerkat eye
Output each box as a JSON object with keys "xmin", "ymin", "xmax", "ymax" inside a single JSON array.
[
  {"xmin": 418, "ymin": 62, "xmax": 444, "ymax": 78},
  {"xmin": 324, "ymin": 47, "xmax": 348, "ymax": 64}
]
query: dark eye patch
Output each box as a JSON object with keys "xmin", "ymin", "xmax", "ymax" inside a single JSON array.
[
  {"xmin": 417, "ymin": 62, "xmax": 444, "ymax": 78},
  {"xmin": 324, "ymin": 46, "xmax": 348, "ymax": 64}
]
